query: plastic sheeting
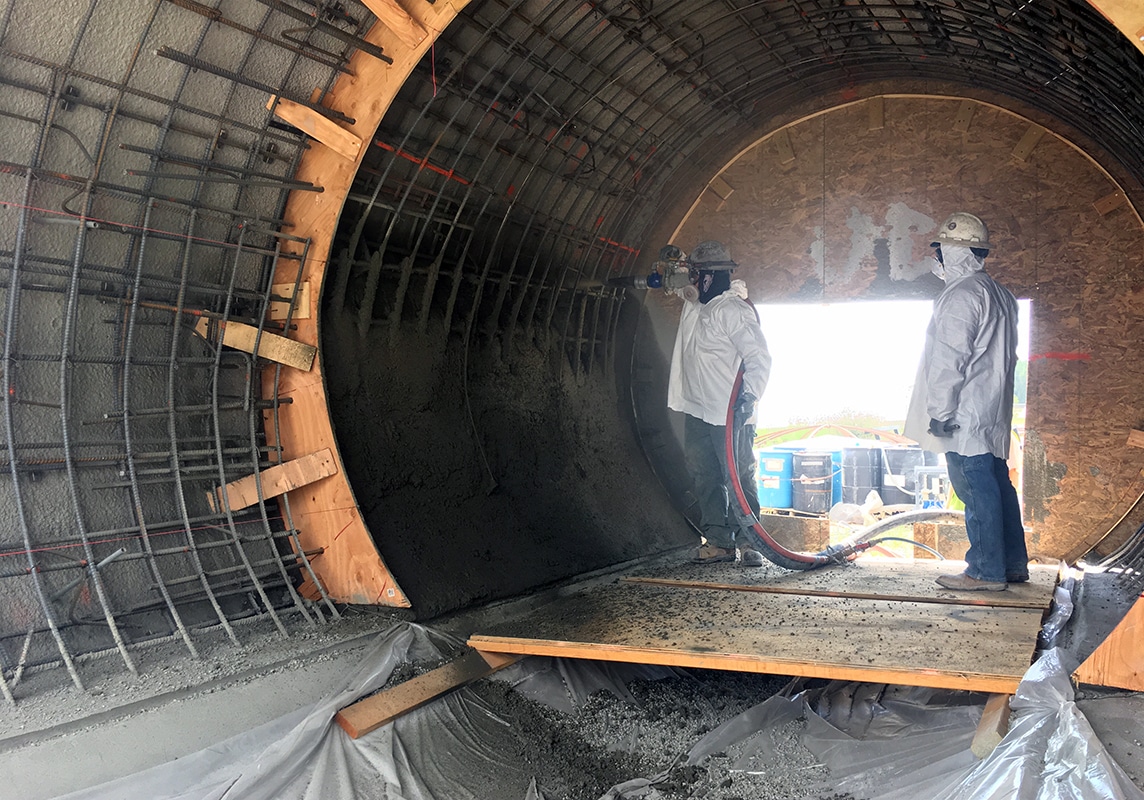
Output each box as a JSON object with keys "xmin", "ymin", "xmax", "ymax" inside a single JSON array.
[
  {"xmin": 53, "ymin": 619, "xmax": 1144, "ymax": 800},
  {"xmin": 53, "ymin": 623, "xmax": 680, "ymax": 800},
  {"xmin": 801, "ymin": 649, "xmax": 1144, "ymax": 800},
  {"xmin": 55, "ymin": 623, "xmax": 537, "ymax": 800}
]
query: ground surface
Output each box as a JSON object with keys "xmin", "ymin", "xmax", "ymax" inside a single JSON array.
[
  {"xmin": 1, "ymin": 559, "xmax": 1142, "ymax": 800},
  {"xmin": 474, "ymin": 668, "xmax": 841, "ymax": 800}
]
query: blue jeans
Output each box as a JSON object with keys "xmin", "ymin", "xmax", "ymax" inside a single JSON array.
[{"xmin": 944, "ymin": 453, "xmax": 1028, "ymax": 583}]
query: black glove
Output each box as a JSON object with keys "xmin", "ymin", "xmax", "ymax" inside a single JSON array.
[
  {"xmin": 928, "ymin": 418, "xmax": 960, "ymax": 438},
  {"xmin": 735, "ymin": 393, "xmax": 757, "ymax": 417}
]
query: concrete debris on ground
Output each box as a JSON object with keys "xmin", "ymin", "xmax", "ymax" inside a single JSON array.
[{"xmin": 2, "ymin": 618, "xmax": 1137, "ymax": 800}]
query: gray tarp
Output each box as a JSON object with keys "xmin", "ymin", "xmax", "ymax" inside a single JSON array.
[{"xmin": 57, "ymin": 617, "xmax": 1142, "ymax": 800}]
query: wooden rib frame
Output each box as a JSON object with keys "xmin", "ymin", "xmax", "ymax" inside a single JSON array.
[{"xmin": 264, "ymin": 0, "xmax": 471, "ymax": 606}]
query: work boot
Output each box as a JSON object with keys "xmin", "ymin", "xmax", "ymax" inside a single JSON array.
[
  {"xmin": 739, "ymin": 548, "xmax": 765, "ymax": 567},
  {"xmin": 1006, "ymin": 572, "xmax": 1030, "ymax": 583},
  {"xmin": 691, "ymin": 545, "xmax": 736, "ymax": 564},
  {"xmin": 936, "ymin": 572, "xmax": 1007, "ymax": 592}
]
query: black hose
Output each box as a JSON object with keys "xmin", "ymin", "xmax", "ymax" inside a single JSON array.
[{"xmin": 723, "ymin": 367, "xmax": 864, "ymax": 570}]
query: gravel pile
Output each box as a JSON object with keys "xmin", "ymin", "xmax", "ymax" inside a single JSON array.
[{"xmin": 469, "ymin": 667, "xmax": 847, "ymax": 800}]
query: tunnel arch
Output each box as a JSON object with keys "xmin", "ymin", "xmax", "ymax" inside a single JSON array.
[{"xmin": 2, "ymin": 0, "xmax": 1144, "ymax": 697}]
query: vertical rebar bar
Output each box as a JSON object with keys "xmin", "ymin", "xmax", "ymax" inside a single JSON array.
[
  {"xmin": 166, "ymin": 210, "xmax": 241, "ymax": 646},
  {"xmin": 208, "ymin": 227, "xmax": 288, "ymax": 636},
  {"xmin": 4, "ymin": 98, "xmax": 87, "ymax": 694},
  {"xmin": 59, "ymin": 177, "xmax": 138, "ymax": 674},
  {"xmin": 121, "ymin": 199, "xmax": 200, "ymax": 658},
  {"xmin": 243, "ymin": 239, "xmax": 315, "ymax": 626}
]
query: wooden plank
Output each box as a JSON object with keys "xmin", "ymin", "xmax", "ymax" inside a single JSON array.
[
  {"xmin": 468, "ymin": 580, "xmax": 1045, "ymax": 694},
  {"xmin": 1011, "ymin": 124, "xmax": 1045, "ymax": 161},
  {"xmin": 622, "ymin": 576, "xmax": 1048, "ymax": 610},
  {"xmin": 194, "ymin": 317, "xmax": 316, "ymax": 371},
  {"xmin": 1128, "ymin": 429, "xmax": 1144, "ymax": 449},
  {"xmin": 209, "ymin": 448, "xmax": 336, "ymax": 512},
  {"xmin": 471, "ymin": 635, "xmax": 1023, "ymax": 695},
  {"xmin": 709, "ymin": 175, "xmax": 735, "ymax": 201},
  {"xmin": 1074, "ymin": 595, "xmax": 1144, "ymax": 690},
  {"xmin": 268, "ymin": 281, "xmax": 311, "ymax": 321},
  {"xmin": 867, "ymin": 96, "xmax": 884, "ymax": 131},
  {"xmin": 267, "ymin": 95, "xmax": 363, "ymax": 161},
  {"xmin": 360, "ymin": 0, "xmax": 427, "ymax": 48},
  {"xmin": 1093, "ymin": 190, "xmax": 1127, "ymax": 216},
  {"xmin": 336, "ymin": 649, "xmax": 519, "ymax": 738},
  {"xmin": 952, "ymin": 99, "xmax": 976, "ymax": 133},
  {"xmin": 971, "ymin": 693, "xmax": 1011, "ymax": 758}
]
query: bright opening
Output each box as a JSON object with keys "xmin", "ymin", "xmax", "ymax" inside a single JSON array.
[{"xmin": 749, "ymin": 299, "xmax": 1031, "ymax": 529}]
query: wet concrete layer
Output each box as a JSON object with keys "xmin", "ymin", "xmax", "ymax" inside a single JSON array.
[{"xmin": 322, "ymin": 305, "xmax": 695, "ymax": 619}]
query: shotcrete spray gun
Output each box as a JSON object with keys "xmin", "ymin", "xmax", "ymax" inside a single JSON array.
[{"xmin": 606, "ymin": 245, "xmax": 693, "ymax": 294}]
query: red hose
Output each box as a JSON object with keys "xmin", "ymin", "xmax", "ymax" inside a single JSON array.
[{"xmin": 724, "ymin": 367, "xmax": 833, "ymax": 569}]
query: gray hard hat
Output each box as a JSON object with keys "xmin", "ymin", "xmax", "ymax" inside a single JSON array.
[{"xmin": 689, "ymin": 240, "xmax": 737, "ymax": 270}]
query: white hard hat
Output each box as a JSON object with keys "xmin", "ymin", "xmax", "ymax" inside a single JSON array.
[{"xmin": 930, "ymin": 212, "xmax": 990, "ymax": 250}]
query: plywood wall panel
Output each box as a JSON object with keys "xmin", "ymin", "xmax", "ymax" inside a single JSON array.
[{"xmin": 675, "ymin": 95, "xmax": 1144, "ymax": 562}]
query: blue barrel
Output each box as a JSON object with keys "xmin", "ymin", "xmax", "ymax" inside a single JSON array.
[
  {"xmin": 829, "ymin": 451, "xmax": 843, "ymax": 508},
  {"xmin": 841, "ymin": 447, "xmax": 882, "ymax": 504},
  {"xmin": 792, "ymin": 452, "xmax": 833, "ymax": 514},
  {"xmin": 756, "ymin": 449, "xmax": 793, "ymax": 509}
]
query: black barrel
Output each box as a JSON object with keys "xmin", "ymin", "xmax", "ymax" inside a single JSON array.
[
  {"xmin": 841, "ymin": 447, "xmax": 882, "ymax": 504},
  {"xmin": 881, "ymin": 447, "xmax": 926, "ymax": 505},
  {"xmin": 792, "ymin": 452, "xmax": 833, "ymax": 514}
]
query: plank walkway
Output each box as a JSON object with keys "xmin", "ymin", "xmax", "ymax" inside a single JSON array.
[{"xmin": 469, "ymin": 558, "xmax": 1059, "ymax": 694}]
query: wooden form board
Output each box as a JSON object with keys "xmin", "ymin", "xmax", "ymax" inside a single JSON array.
[
  {"xmin": 194, "ymin": 317, "xmax": 316, "ymax": 371},
  {"xmin": 469, "ymin": 560, "xmax": 1055, "ymax": 694},
  {"xmin": 261, "ymin": 0, "xmax": 472, "ymax": 607},
  {"xmin": 267, "ymin": 96, "xmax": 363, "ymax": 161},
  {"xmin": 623, "ymin": 558, "xmax": 1058, "ymax": 610},
  {"xmin": 269, "ymin": 281, "xmax": 311, "ymax": 321},
  {"xmin": 360, "ymin": 0, "xmax": 427, "ymax": 48},
  {"xmin": 208, "ymin": 448, "xmax": 336, "ymax": 512},
  {"xmin": 971, "ymin": 693, "xmax": 1012, "ymax": 758},
  {"xmin": 1074, "ymin": 594, "xmax": 1144, "ymax": 691},
  {"xmin": 336, "ymin": 649, "xmax": 518, "ymax": 739}
]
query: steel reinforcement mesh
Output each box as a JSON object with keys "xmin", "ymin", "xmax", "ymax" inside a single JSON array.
[{"xmin": 2, "ymin": 0, "xmax": 1143, "ymax": 701}]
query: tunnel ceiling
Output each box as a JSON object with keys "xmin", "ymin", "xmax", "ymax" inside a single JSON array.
[
  {"xmin": 336, "ymin": 0, "xmax": 1144, "ymax": 288},
  {"xmin": 2, "ymin": 0, "xmax": 1143, "ymax": 698}
]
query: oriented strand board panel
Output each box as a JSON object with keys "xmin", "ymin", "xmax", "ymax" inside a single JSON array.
[
  {"xmin": 623, "ymin": 558, "xmax": 1059, "ymax": 610},
  {"xmin": 672, "ymin": 94, "xmax": 1144, "ymax": 565},
  {"xmin": 1075, "ymin": 595, "xmax": 1144, "ymax": 690},
  {"xmin": 470, "ymin": 562, "xmax": 1053, "ymax": 694}
]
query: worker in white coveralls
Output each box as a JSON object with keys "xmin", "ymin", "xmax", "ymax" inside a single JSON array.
[
  {"xmin": 904, "ymin": 212, "xmax": 1029, "ymax": 592},
  {"xmin": 667, "ymin": 240, "xmax": 772, "ymax": 566}
]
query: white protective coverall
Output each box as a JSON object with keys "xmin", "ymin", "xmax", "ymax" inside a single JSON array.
[
  {"xmin": 667, "ymin": 279, "xmax": 772, "ymax": 425},
  {"xmin": 903, "ymin": 245, "xmax": 1019, "ymax": 458}
]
